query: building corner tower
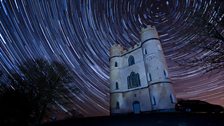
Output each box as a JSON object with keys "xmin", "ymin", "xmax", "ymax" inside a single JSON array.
[
  {"xmin": 109, "ymin": 44, "xmax": 123, "ymax": 114},
  {"xmin": 141, "ymin": 25, "xmax": 176, "ymax": 111}
]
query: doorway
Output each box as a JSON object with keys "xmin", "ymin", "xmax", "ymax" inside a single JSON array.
[{"xmin": 133, "ymin": 101, "xmax": 141, "ymax": 114}]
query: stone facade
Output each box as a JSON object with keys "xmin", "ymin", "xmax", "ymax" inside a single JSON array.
[{"xmin": 110, "ymin": 25, "xmax": 176, "ymax": 114}]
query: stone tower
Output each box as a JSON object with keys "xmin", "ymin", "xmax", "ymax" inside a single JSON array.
[{"xmin": 110, "ymin": 25, "xmax": 176, "ymax": 114}]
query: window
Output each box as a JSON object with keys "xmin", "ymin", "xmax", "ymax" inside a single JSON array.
[
  {"xmin": 148, "ymin": 73, "xmax": 152, "ymax": 81},
  {"xmin": 127, "ymin": 72, "xmax": 141, "ymax": 89},
  {"xmin": 115, "ymin": 62, "xmax": 118, "ymax": 67},
  {"xmin": 164, "ymin": 70, "xmax": 168, "ymax": 78},
  {"xmin": 157, "ymin": 44, "xmax": 162, "ymax": 50},
  {"xmin": 128, "ymin": 55, "xmax": 135, "ymax": 66},
  {"xmin": 116, "ymin": 102, "xmax": 120, "ymax": 109},
  {"xmin": 115, "ymin": 82, "xmax": 119, "ymax": 90},
  {"xmin": 170, "ymin": 94, "xmax": 175, "ymax": 104},
  {"xmin": 151, "ymin": 96, "xmax": 156, "ymax": 105},
  {"xmin": 144, "ymin": 49, "xmax": 147, "ymax": 54}
]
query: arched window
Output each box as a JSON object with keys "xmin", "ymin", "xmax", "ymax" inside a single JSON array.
[
  {"xmin": 116, "ymin": 102, "xmax": 120, "ymax": 109},
  {"xmin": 115, "ymin": 62, "xmax": 118, "ymax": 67},
  {"xmin": 127, "ymin": 72, "xmax": 141, "ymax": 89},
  {"xmin": 128, "ymin": 55, "xmax": 135, "ymax": 66},
  {"xmin": 115, "ymin": 82, "xmax": 119, "ymax": 90}
]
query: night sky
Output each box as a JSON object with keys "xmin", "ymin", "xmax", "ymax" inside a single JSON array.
[{"xmin": 0, "ymin": 0, "xmax": 224, "ymax": 117}]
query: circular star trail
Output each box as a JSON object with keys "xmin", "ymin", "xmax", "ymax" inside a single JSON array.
[{"xmin": 0, "ymin": 0, "xmax": 224, "ymax": 118}]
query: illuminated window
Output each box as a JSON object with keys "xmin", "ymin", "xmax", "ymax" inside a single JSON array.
[
  {"xmin": 127, "ymin": 72, "xmax": 141, "ymax": 89},
  {"xmin": 115, "ymin": 82, "xmax": 119, "ymax": 90},
  {"xmin": 115, "ymin": 62, "xmax": 118, "ymax": 67},
  {"xmin": 128, "ymin": 55, "xmax": 135, "ymax": 66}
]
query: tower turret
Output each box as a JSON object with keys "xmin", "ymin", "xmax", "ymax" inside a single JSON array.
[
  {"xmin": 141, "ymin": 25, "xmax": 176, "ymax": 111},
  {"xmin": 109, "ymin": 44, "xmax": 124, "ymax": 114}
]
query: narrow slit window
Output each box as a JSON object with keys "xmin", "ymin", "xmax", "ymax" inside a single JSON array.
[
  {"xmin": 116, "ymin": 102, "xmax": 120, "ymax": 109},
  {"xmin": 164, "ymin": 70, "xmax": 168, "ymax": 78},
  {"xmin": 148, "ymin": 73, "xmax": 152, "ymax": 81},
  {"xmin": 151, "ymin": 96, "xmax": 156, "ymax": 105},
  {"xmin": 170, "ymin": 94, "xmax": 175, "ymax": 103},
  {"xmin": 144, "ymin": 49, "xmax": 147, "ymax": 54},
  {"xmin": 115, "ymin": 82, "xmax": 119, "ymax": 90}
]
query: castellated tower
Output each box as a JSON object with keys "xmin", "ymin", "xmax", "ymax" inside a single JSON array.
[{"xmin": 110, "ymin": 25, "xmax": 176, "ymax": 114}]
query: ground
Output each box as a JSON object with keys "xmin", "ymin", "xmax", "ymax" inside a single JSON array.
[{"xmin": 43, "ymin": 112, "xmax": 224, "ymax": 126}]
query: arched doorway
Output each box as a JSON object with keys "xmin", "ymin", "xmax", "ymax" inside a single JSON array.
[{"xmin": 133, "ymin": 101, "xmax": 141, "ymax": 114}]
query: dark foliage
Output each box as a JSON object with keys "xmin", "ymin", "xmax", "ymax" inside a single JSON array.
[{"xmin": 0, "ymin": 59, "xmax": 79, "ymax": 126}]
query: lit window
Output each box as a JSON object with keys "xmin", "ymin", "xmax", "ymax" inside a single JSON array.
[{"xmin": 128, "ymin": 55, "xmax": 135, "ymax": 66}]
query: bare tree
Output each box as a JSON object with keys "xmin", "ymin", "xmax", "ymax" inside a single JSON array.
[
  {"xmin": 0, "ymin": 59, "xmax": 80, "ymax": 126},
  {"xmin": 178, "ymin": 2, "xmax": 224, "ymax": 72}
]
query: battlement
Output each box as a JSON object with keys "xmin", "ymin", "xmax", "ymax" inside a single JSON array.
[
  {"xmin": 110, "ymin": 25, "xmax": 158, "ymax": 58},
  {"xmin": 122, "ymin": 42, "xmax": 141, "ymax": 54},
  {"xmin": 111, "ymin": 44, "xmax": 123, "ymax": 49},
  {"xmin": 141, "ymin": 25, "xmax": 159, "ymax": 43},
  {"xmin": 110, "ymin": 44, "xmax": 123, "ymax": 57},
  {"xmin": 110, "ymin": 42, "xmax": 142, "ymax": 57},
  {"xmin": 141, "ymin": 25, "xmax": 156, "ymax": 33}
]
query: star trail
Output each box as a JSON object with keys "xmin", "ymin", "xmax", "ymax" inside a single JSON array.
[{"xmin": 0, "ymin": 0, "xmax": 224, "ymax": 118}]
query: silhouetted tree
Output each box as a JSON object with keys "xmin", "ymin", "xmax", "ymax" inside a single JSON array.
[
  {"xmin": 0, "ymin": 59, "xmax": 79, "ymax": 126},
  {"xmin": 0, "ymin": 70, "xmax": 2, "ymax": 77},
  {"xmin": 178, "ymin": 2, "xmax": 224, "ymax": 72}
]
